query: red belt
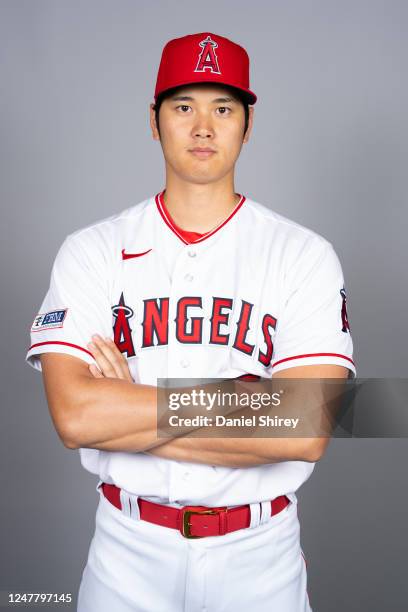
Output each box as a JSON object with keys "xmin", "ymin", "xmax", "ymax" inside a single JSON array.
[{"xmin": 100, "ymin": 482, "xmax": 290, "ymax": 539}]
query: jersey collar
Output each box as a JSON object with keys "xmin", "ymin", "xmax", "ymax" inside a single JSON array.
[{"xmin": 155, "ymin": 190, "xmax": 246, "ymax": 245}]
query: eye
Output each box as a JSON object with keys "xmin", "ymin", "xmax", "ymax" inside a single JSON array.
[
  {"xmin": 176, "ymin": 105, "xmax": 192, "ymax": 113},
  {"xmin": 216, "ymin": 107, "xmax": 232, "ymax": 115}
]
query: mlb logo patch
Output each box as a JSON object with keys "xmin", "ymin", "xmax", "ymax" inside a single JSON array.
[{"xmin": 31, "ymin": 308, "xmax": 67, "ymax": 332}]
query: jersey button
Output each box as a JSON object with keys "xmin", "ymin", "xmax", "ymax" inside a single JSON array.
[
  {"xmin": 180, "ymin": 359, "xmax": 190, "ymax": 368},
  {"xmin": 184, "ymin": 273, "xmax": 194, "ymax": 282},
  {"xmin": 188, "ymin": 250, "xmax": 197, "ymax": 258}
]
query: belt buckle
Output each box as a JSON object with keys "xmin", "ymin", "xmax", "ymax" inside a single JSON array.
[{"xmin": 181, "ymin": 506, "xmax": 227, "ymax": 539}]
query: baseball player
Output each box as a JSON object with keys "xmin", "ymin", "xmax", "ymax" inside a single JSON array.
[{"xmin": 25, "ymin": 32, "xmax": 355, "ymax": 612}]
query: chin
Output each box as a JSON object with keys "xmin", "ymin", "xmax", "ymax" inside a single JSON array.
[
  {"xmin": 185, "ymin": 175, "xmax": 220, "ymax": 185},
  {"xmin": 176, "ymin": 167, "xmax": 221, "ymax": 185}
]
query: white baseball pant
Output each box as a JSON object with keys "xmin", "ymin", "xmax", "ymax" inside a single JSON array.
[{"xmin": 76, "ymin": 481, "xmax": 312, "ymax": 611}]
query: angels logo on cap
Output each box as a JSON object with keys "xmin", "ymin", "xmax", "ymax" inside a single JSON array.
[
  {"xmin": 194, "ymin": 35, "xmax": 221, "ymax": 74},
  {"xmin": 154, "ymin": 32, "xmax": 257, "ymax": 105}
]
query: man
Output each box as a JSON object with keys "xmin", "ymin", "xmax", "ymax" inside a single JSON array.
[{"xmin": 25, "ymin": 32, "xmax": 355, "ymax": 611}]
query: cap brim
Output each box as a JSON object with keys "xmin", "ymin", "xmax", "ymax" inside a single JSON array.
[
  {"xmin": 155, "ymin": 81, "xmax": 257, "ymax": 105},
  {"xmin": 238, "ymin": 89, "xmax": 257, "ymax": 105}
]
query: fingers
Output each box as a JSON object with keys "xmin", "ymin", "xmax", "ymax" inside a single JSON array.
[
  {"xmin": 87, "ymin": 338, "xmax": 119, "ymax": 378},
  {"xmin": 89, "ymin": 363, "xmax": 103, "ymax": 378},
  {"xmin": 87, "ymin": 334, "xmax": 133, "ymax": 382}
]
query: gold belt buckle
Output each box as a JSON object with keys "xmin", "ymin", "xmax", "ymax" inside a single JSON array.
[{"xmin": 181, "ymin": 506, "xmax": 227, "ymax": 539}]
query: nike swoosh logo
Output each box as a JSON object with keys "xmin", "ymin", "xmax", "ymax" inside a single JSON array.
[{"xmin": 122, "ymin": 248, "xmax": 152, "ymax": 260}]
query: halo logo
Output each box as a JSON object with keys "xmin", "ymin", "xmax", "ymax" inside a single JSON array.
[
  {"xmin": 194, "ymin": 35, "xmax": 221, "ymax": 74},
  {"xmin": 112, "ymin": 292, "xmax": 136, "ymax": 357}
]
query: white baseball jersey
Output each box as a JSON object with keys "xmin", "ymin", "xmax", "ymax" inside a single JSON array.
[{"xmin": 25, "ymin": 190, "xmax": 356, "ymax": 507}]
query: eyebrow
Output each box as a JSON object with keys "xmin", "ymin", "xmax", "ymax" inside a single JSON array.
[{"xmin": 170, "ymin": 95, "xmax": 238, "ymax": 104}]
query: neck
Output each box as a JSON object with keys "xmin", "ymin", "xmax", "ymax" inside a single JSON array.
[{"xmin": 162, "ymin": 174, "xmax": 241, "ymax": 233}]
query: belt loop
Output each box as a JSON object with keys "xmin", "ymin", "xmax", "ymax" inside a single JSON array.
[
  {"xmin": 286, "ymin": 492, "xmax": 297, "ymax": 506},
  {"xmin": 249, "ymin": 502, "xmax": 261, "ymax": 528},
  {"xmin": 119, "ymin": 489, "xmax": 141, "ymax": 520},
  {"xmin": 95, "ymin": 479, "xmax": 103, "ymax": 494},
  {"xmin": 120, "ymin": 489, "xmax": 132, "ymax": 517},
  {"xmin": 260, "ymin": 501, "xmax": 271, "ymax": 525},
  {"xmin": 129, "ymin": 494, "xmax": 141, "ymax": 520}
]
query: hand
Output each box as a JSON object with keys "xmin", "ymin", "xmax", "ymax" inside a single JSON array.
[{"xmin": 87, "ymin": 334, "xmax": 134, "ymax": 382}]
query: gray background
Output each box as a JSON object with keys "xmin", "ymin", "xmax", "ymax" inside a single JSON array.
[{"xmin": 1, "ymin": 0, "xmax": 407, "ymax": 610}]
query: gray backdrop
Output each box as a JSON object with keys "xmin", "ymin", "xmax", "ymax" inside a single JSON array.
[{"xmin": 1, "ymin": 0, "xmax": 407, "ymax": 610}]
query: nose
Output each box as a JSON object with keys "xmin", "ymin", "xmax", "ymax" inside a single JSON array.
[{"xmin": 191, "ymin": 112, "xmax": 214, "ymax": 139}]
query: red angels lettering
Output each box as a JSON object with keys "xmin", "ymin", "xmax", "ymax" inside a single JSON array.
[
  {"xmin": 258, "ymin": 313, "xmax": 277, "ymax": 367},
  {"xmin": 142, "ymin": 298, "xmax": 169, "ymax": 347},
  {"xmin": 112, "ymin": 292, "xmax": 136, "ymax": 357},
  {"xmin": 113, "ymin": 293, "xmax": 279, "ymax": 369},
  {"xmin": 175, "ymin": 297, "xmax": 204, "ymax": 343},
  {"xmin": 210, "ymin": 297, "xmax": 233, "ymax": 345},
  {"xmin": 233, "ymin": 300, "xmax": 255, "ymax": 356},
  {"xmin": 194, "ymin": 35, "xmax": 221, "ymax": 74}
]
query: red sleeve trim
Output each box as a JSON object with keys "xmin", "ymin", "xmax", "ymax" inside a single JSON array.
[
  {"xmin": 272, "ymin": 352, "xmax": 355, "ymax": 368},
  {"xmin": 27, "ymin": 340, "xmax": 94, "ymax": 359}
]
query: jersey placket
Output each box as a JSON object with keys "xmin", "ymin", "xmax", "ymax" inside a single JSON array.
[
  {"xmin": 166, "ymin": 243, "xmax": 201, "ymax": 377},
  {"xmin": 166, "ymin": 240, "xmax": 204, "ymax": 502}
]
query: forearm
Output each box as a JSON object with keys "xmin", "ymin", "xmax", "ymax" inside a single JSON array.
[
  {"xmin": 68, "ymin": 377, "xmax": 163, "ymax": 451},
  {"xmin": 69, "ymin": 377, "xmax": 236, "ymax": 452},
  {"xmin": 146, "ymin": 432, "xmax": 312, "ymax": 467}
]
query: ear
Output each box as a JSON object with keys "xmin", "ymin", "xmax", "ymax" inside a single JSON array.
[
  {"xmin": 149, "ymin": 103, "xmax": 160, "ymax": 141},
  {"xmin": 243, "ymin": 106, "xmax": 254, "ymax": 144}
]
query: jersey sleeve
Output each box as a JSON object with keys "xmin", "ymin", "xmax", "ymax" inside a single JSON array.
[
  {"xmin": 25, "ymin": 232, "xmax": 113, "ymax": 372},
  {"xmin": 271, "ymin": 238, "xmax": 356, "ymax": 378}
]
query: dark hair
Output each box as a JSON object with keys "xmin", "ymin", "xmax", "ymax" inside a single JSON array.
[{"xmin": 152, "ymin": 83, "xmax": 250, "ymax": 139}]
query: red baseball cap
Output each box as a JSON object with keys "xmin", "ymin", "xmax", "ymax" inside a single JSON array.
[{"xmin": 154, "ymin": 32, "xmax": 257, "ymax": 105}]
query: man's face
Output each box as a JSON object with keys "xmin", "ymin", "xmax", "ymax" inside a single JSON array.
[{"xmin": 149, "ymin": 84, "xmax": 254, "ymax": 185}]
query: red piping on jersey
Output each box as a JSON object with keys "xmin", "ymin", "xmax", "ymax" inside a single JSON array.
[
  {"xmin": 155, "ymin": 190, "xmax": 246, "ymax": 245},
  {"xmin": 272, "ymin": 353, "xmax": 355, "ymax": 368},
  {"xmin": 27, "ymin": 340, "xmax": 94, "ymax": 359}
]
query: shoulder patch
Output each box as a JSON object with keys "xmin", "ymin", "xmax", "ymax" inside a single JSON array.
[
  {"xmin": 31, "ymin": 308, "xmax": 68, "ymax": 332},
  {"xmin": 340, "ymin": 287, "xmax": 351, "ymax": 333}
]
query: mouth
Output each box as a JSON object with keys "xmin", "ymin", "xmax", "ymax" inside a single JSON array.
[{"xmin": 188, "ymin": 148, "xmax": 216, "ymax": 159}]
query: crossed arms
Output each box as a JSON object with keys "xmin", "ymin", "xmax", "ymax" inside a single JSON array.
[{"xmin": 39, "ymin": 334, "xmax": 350, "ymax": 468}]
